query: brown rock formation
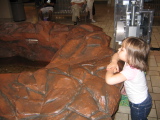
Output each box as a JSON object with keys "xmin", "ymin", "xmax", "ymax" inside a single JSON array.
[{"xmin": 0, "ymin": 21, "xmax": 123, "ymax": 120}]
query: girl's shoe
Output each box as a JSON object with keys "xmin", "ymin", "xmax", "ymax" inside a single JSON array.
[{"xmin": 91, "ymin": 19, "xmax": 96, "ymax": 23}]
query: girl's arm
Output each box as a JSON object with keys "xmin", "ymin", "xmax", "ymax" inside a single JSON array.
[
  {"xmin": 107, "ymin": 53, "xmax": 119, "ymax": 72},
  {"xmin": 105, "ymin": 53, "xmax": 126, "ymax": 85},
  {"xmin": 105, "ymin": 68, "xmax": 126, "ymax": 85}
]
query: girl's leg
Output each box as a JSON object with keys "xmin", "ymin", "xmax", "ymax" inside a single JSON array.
[
  {"xmin": 87, "ymin": 0, "xmax": 96, "ymax": 22},
  {"xmin": 77, "ymin": 5, "xmax": 82, "ymax": 20},
  {"xmin": 129, "ymin": 94, "xmax": 152, "ymax": 120},
  {"xmin": 71, "ymin": 5, "xmax": 77, "ymax": 22},
  {"xmin": 88, "ymin": 9, "xmax": 96, "ymax": 22},
  {"xmin": 88, "ymin": 8, "xmax": 93, "ymax": 19},
  {"xmin": 48, "ymin": 11, "xmax": 52, "ymax": 21}
]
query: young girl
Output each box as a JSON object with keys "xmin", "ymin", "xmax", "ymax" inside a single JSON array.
[
  {"xmin": 86, "ymin": 0, "xmax": 96, "ymax": 23},
  {"xmin": 71, "ymin": 0, "xmax": 86, "ymax": 25},
  {"xmin": 105, "ymin": 37, "xmax": 152, "ymax": 120}
]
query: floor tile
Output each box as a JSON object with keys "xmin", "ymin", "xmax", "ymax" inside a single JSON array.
[
  {"xmin": 148, "ymin": 117, "xmax": 159, "ymax": 120},
  {"xmin": 152, "ymin": 100, "xmax": 156, "ymax": 109},
  {"xmin": 149, "ymin": 66, "xmax": 159, "ymax": 71},
  {"xmin": 155, "ymin": 101, "xmax": 160, "ymax": 118},
  {"xmin": 117, "ymin": 106, "xmax": 130, "ymax": 114},
  {"xmin": 147, "ymin": 71, "xmax": 159, "ymax": 76},
  {"xmin": 151, "ymin": 76, "xmax": 160, "ymax": 87},
  {"xmin": 157, "ymin": 63, "xmax": 160, "ymax": 66},
  {"xmin": 150, "ymin": 93, "xmax": 160, "ymax": 101},
  {"xmin": 155, "ymin": 56, "xmax": 160, "ymax": 63},
  {"xmin": 146, "ymin": 75, "xmax": 151, "ymax": 80},
  {"xmin": 148, "ymin": 109, "xmax": 157, "ymax": 118},
  {"xmin": 147, "ymin": 80, "xmax": 153, "ymax": 92},
  {"xmin": 148, "ymin": 58, "xmax": 158, "ymax": 67},
  {"xmin": 114, "ymin": 113, "xmax": 129, "ymax": 120},
  {"xmin": 153, "ymin": 87, "xmax": 160, "ymax": 93}
]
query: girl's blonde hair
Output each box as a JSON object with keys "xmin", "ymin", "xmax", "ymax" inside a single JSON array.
[{"xmin": 122, "ymin": 37, "xmax": 150, "ymax": 71}]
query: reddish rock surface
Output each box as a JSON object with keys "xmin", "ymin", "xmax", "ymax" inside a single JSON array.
[{"xmin": 0, "ymin": 21, "xmax": 123, "ymax": 120}]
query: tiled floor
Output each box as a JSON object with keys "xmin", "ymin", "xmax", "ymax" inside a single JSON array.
[{"xmin": 13, "ymin": 1, "xmax": 160, "ymax": 120}]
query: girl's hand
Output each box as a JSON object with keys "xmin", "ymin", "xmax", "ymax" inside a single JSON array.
[
  {"xmin": 106, "ymin": 62, "xmax": 119, "ymax": 73},
  {"xmin": 106, "ymin": 66, "xmax": 118, "ymax": 74}
]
